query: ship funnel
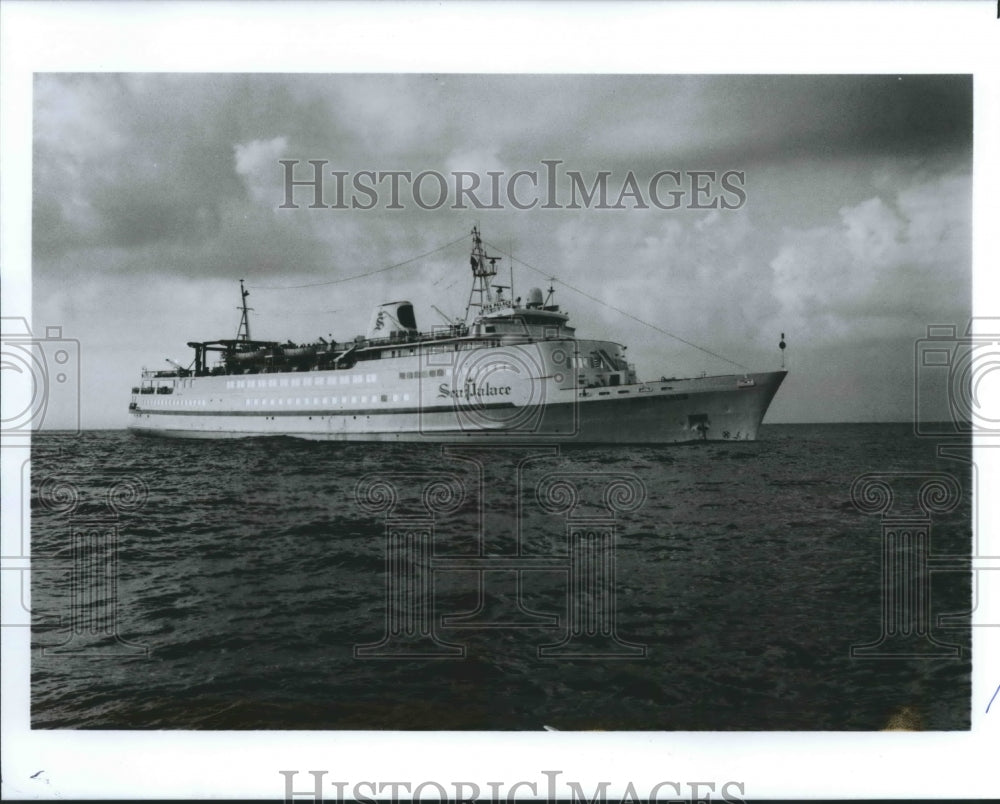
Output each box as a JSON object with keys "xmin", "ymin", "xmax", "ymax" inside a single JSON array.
[
  {"xmin": 526, "ymin": 287, "xmax": 544, "ymax": 309},
  {"xmin": 367, "ymin": 300, "xmax": 418, "ymax": 340}
]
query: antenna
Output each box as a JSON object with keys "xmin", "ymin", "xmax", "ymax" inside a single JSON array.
[
  {"xmin": 464, "ymin": 225, "xmax": 500, "ymax": 323},
  {"xmin": 509, "ymin": 239, "xmax": 515, "ymax": 304},
  {"xmin": 543, "ymin": 281, "xmax": 556, "ymax": 307},
  {"xmin": 432, "ymin": 304, "xmax": 460, "ymax": 326},
  {"xmin": 236, "ymin": 279, "xmax": 254, "ymax": 343}
]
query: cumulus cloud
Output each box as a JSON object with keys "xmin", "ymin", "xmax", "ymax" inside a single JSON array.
[{"xmin": 771, "ymin": 171, "xmax": 970, "ymax": 344}]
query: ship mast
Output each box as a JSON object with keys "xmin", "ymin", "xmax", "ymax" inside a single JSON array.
[
  {"xmin": 464, "ymin": 225, "xmax": 501, "ymax": 323},
  {"xmin": 235, "ymin": 279, "xmax": 253, "ymax": 344}
]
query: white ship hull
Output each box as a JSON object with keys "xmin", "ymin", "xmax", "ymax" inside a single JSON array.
[
  {"xmin": 128, "ymin": 228, "xmax": 787, "ymax": 443},
  {"xmin": 128, "ymin": 363, "xmax": 786, "ymax": 444}
]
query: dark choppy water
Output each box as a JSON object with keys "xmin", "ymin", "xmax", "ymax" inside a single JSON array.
[{"xmin": 30, "ymin": 424, "xmax": 972, "ymax": 730}]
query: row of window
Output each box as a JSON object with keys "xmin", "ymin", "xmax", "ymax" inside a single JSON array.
[
  {"xmin": 223, "ymin": 369, "xmax": 461, "ymax": 390},
  {"xmin": 142, "ymin": 393, "xmax": 415, "ymax": 409},
  {"xmin": 145, "ymin": 398, "xmax": 208, "ymax": 407},
  {"xmin": 243, "ymin": 394, "xmax": 411, "ymax": 407},
  {"xmin": 225, "ymin": 373, "xmax": 379, "ymax": 390},
  {"xmin": 398, "ymin": 369, "xmax": 448, "ymax": 380}
]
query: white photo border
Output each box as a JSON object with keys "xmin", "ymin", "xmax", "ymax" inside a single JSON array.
[{"xmin": 1, "ymin": 0, "xmax": 997, "ymax": 799}]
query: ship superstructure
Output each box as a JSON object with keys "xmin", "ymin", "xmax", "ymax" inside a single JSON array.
[{"xmin": 127, "ymin": 227, "xmax": 786, "ymax": 442}]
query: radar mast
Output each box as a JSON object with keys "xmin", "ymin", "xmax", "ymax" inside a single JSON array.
[
  {"xmin": 236, "ymin": 279, "xmax": 253, "ymax": 344},
  {"xmin": 464, "ymin": 225, "xmax": 502, "ymax": 323}
]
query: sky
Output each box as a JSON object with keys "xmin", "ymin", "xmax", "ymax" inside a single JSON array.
[{"xmin": 30, "ymin": 73, "xmax": 972, "ymax": 428}]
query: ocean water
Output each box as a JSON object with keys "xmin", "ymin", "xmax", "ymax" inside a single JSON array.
[{"xmin": 29, "ymin": 424, "xmax": 972, "ymax": 730}]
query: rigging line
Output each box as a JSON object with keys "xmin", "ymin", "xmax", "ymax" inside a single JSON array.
[
  {"xmin": 484, "ymin": 238, "xmax": 748, "ymax": 372},
  {"xmin": 250, "ymin": 234, "xmax": 469, "ymax": 290}
]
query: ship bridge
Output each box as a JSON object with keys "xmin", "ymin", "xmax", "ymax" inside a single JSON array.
[
  {"xmin": 476, "ymin": 307, "xmax": 574, "ymax": 340},
  {"xmin": 473, "ymin": 281, "xmax": 576, "ymax": 341}
]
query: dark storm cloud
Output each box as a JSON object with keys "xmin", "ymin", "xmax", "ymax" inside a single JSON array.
[
  {"xmin": 531, "ymin": 74, "xmax": 972, "ymax": 167},
  {"xmin": 33, "ymin": 74, "xmax": 971, "ymax": 277},
  {"xmin": 846, "ymin": 75, "xmax": 971, "ymax": 152},
  {"xmin": 88, "ymin": 192, "xmax": 220, "ymax": 249},
  {"xmin": 32, "ymin": 74, "xmax": 348, "ymax": 262},
  {"xmin": 31, "ymin": 73, "xmax": 971, "ymax": 337},
  {"xmin": 732, "ymin": 75, "xmax": 972, "ymax": 162}
]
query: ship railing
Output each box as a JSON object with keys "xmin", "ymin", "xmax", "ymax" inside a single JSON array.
[
  {"xmin": 361, "ymin": 326, "xmax": 468, "ymax": 349},
  {"xmin": 195, "ymin": 325, "xmax": 484, "ymax": 377},
  {"xmin": 141, "ymin": 369, "xmax": 186, "ymax": 379}
]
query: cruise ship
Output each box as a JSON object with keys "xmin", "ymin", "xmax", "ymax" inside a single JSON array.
[{"xmin": 127, "ymin": 227, "xmax": 786, "ymax": 442}]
